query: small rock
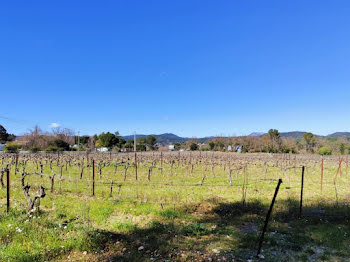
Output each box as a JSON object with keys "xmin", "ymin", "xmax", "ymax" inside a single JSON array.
[
  {"xmin": 83, "ymin": 251, "xmax": 87, "ymax": 255},
  {"xmin": 138, "ymin": 246, "xmax": 144, "ymax": 251}
]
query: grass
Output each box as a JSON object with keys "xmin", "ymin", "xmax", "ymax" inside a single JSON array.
[{"xmin": 0, "ymin": 152, "xmax": 350, "ymax": 261}]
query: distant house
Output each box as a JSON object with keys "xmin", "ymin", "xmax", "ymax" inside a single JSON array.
[
  {"xmin": 121, "ymin": 148, "xmax": 133, "ymax": 152},
  {"xmin": 0, "ymin": 144, "xmax": 4, "ymax": 151},
  {"xmin": 96, "ymin": 147, "xmax": 108, "ymax": 152},
  {"xmin": 227, "ymin": 145, "xmax": 232, "ymax": 151},
  {"xmin": 198, "ymin": 143, "xmax": 206, "ymax": 150},
  {"xmin": 169, "ymin": 145, "xmax": 175, "ymax": 151},
  {"xmin": 235, "ymin": 146, "xmax": 243, "ymax": 153}
]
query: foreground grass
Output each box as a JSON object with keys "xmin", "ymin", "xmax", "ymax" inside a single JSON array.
[{"xmin": 1, "ymin": 153, "xmax": 350, "ymax": 261}]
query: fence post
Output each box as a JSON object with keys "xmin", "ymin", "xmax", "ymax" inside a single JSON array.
[
  {"xmin": 257, "ymin": 178, "xmax": 282, "ymax": 257},
  {"xmin": 92, "ymin": 160, "xmax": 95, "ymax": 196},
  {"xmin": 160, "ymin": 152, "xmax": 163, "ymax": 175},
  {"xmin": 110, "ymin": 180, "xmax": 114, "ymax": 196},
  {"xmin": 6, "ymin": 169, "xmax": 10, "ymax": 213},
  {"xmin": 135, "ymin": 152, "xmax": 137, "ymax": 181},
  {"xmin": 299, "ymin": 166, "xmax": 305, "ymax": 218},
  {"xmin": 15, "ymin": 152, "xmax": 19, "ymax": 174},
  {"xmin": 321, "ymin": 159, "xmax": 324, "ymax": 193}
]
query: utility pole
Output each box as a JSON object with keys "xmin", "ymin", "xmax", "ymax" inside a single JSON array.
[
  {"xmin": 77, "ymin": 131, "xmax": 80, "ymax": 152},
  {"xmin": 134, "ymin": 131, "xmax": 136, "ymax": 152}
]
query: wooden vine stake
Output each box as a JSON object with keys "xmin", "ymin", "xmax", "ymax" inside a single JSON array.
[
  {"xmin": 160, "ymin": 152, "xmax": 163, "ymax": 175},
  {"xmin": 299, "ymin": 166, "xmax": 305, "ymax": 218},
  {"xmin": 257, "ymin": 178, "xmax": 282, "ymax": 257},
  {"xmin": 6, "ymin": 169, "xmax": 10, "ymax": 213},
  {"xmin": 110, "ymin": 180, "xmax": 114, "ymax": 196},
  {"xmin": 15, "ymin": 152, "xmax": 19, "ymax": 174},
  {"xmin": 92, "ymin": 160, "xmax": 95, "ymax": 196},
  {"xmin": 321, "ymin": 159, "xmax": 324, "ymax": 193},
  {"xmin": 335, "ymin": 158, "xmax": 342, "ymax": 180},
  {"xmin": 135, "ymin": 152, "xmax": 138, "ymax": 181}
]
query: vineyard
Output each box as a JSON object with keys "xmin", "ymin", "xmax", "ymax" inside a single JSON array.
[{"xmin": 1, "ymin": 151, "xmax": 350, "ymax": 261}]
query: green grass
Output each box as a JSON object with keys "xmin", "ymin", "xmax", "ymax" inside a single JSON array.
[{"xmin": 0, "ymin": 152, "xmax": 350, "ymax": 261}]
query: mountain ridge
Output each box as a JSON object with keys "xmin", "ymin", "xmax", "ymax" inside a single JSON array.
[{"xmin": 122, "ymin": 131, "xmax": 350, "ymax": 145}]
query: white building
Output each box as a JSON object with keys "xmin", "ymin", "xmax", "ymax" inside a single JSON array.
[
  {"xmin": 96, "ymin": 147, "xmax": 109, "ymax": 152},
  {"xmin": 0, "ymin": 144, "xmax": 4, "ymax": 151},
  {"xmin": 168, "ymin": 145, "xmax": 175, "ymax": 151}
]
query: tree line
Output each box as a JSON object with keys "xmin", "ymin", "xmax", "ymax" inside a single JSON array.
[
  {"xmin": 203, "ymin": 129, "xmax": 347, "ymax": 155},
  {"xmin": 0, "ymin": 124, "xmax": 158, "ymax": 152},
  {"xmin": 1, "ymin": 124, "xmax": 349, "ymax": 155}
]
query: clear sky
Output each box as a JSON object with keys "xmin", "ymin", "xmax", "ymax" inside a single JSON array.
[{"xmin": 1, "ymin": 1, "xmax": 350, "ymax": 137}]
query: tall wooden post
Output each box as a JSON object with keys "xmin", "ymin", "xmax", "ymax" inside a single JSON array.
[
  {"xmin": 6, "ymin": 169, "xmax": 10, "ymax": 213},
  {"xmin": 134, "ymin": 132, "xmax": 136, "ymax": 152},
  {"xmin": 321, "ymin": 159, "xmax": 324, "ymax": 193},
  {"xmin": 92, "ymin": 160, "xmax": 95, "ymax": 196},
  {"xmin": 135, "ymin": 151, "xmax": 138, "ymax": 181},
  {"xmin": 299, "ymin": 166, "xmax": 305, "ymax": 218},
  {"xmin": 160, "ymin": 152, "xmax": 163, "ymax": 175},
  {"xmin": 15, "ymin": 152, "xmax": 19, "ymax": 174},
  {"xmin": 77, "ymin": 131, "xmax": 80, "ymax": 152}
]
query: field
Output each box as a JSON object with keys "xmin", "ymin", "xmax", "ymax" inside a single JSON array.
[{"xmin": 1, "ymin": 151, "xmax": 350, "ymax": 261}]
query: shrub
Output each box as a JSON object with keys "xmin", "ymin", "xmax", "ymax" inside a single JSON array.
[
  {"xmin": 29, "ymin": 146, "xmax": 41, "ymax": 152},
  {"xmin": 136, "ymin": 144, "xmax": 146, "ymax": 151},
  {"xmin": 190, "ymin": 143, "xmax": 198, "ymax": 151},
  {"xmin": 44, "ymin": 145, "xmax": 60, "ymax": 152},
  {"xmin": 319, "ymin": 146, "xmax": 332, "ymax": 155},
  {"xmin": 46, "ymin": 139, "xmax": 70, "ymax": 151},
  {"xmin": 208, "ymin": 141, "xmax": 215, "ymax": 150},
  {"xmin": 4, "ymin": 142, "xmax": 20, "ymax": 152}
]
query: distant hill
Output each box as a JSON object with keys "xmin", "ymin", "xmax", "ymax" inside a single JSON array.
[
  {"xmin": 121, "ymin": 131, "xmax": 350, "ymax": 145},
  {"xmin": 249, "ymin": 132, "xmax": 265, "ymax": 137},
  {"xmin": 280, "ymin": 131, "xmax": 350, "ymax": 140},
  {"xmin": 280, "ymin": 131, "xmax": 308, "ymax": 140},
  {"xmin": 122, "ymin": 133, "xmax": 188, "ymax": 145},
  {"xmin": 327, "ymin": 132, "xmax": 350, "ymax": 138},
  {"xmin": 247, "ymin": 131, "xmax": 309, "ymax": 140}
]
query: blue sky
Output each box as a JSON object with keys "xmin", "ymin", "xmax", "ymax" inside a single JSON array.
[{"xmin": 1, "ymin": 1, "xmax": 350, "ymax": 137}]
